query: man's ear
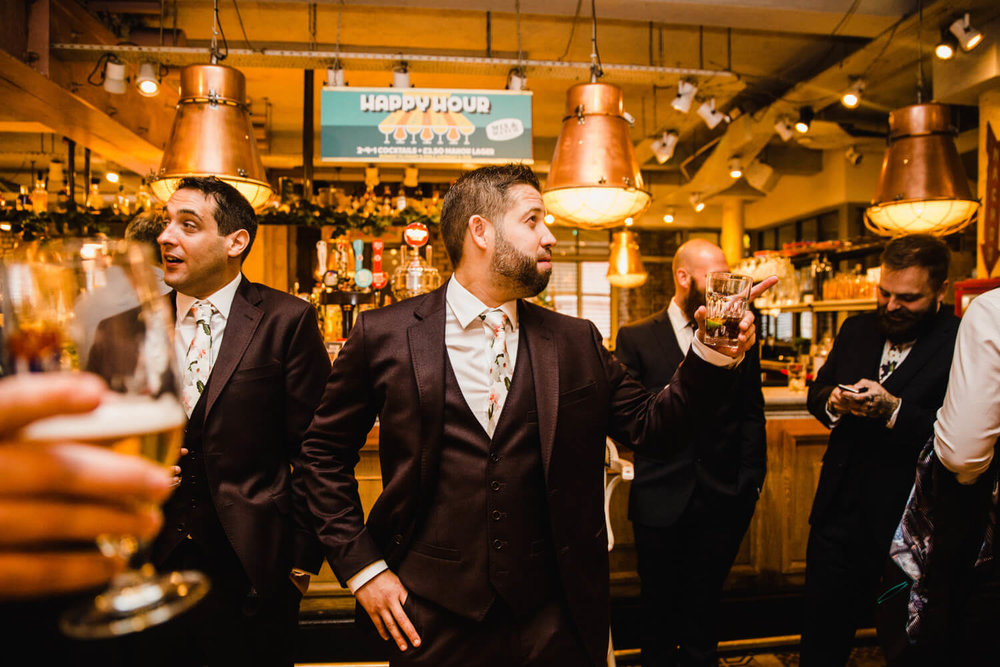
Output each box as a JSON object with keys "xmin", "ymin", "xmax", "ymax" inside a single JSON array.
[
  {"xmin": 468, "ymin": 215, "xmax": 492, "ymax": 251},
  {"xmin": 676, "ymin": 267, "xmax": 691, "ymax": 289},
  {"xmin": 937, "ymin": 279, "xmax": 950, "ymax": 304},
  {"xmin": 227, "ymin": 229, "xmax": 250, "ymax": 259}
]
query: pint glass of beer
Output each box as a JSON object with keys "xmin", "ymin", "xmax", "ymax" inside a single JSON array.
[{"xmin": 0, "ymin": 238, "xmax": 208, "ymax": 638}]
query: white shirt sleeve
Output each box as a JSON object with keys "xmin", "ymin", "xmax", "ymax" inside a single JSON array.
[
  {"xmin": 690, "ymin": 334, "xmax": 743, "ymax": 368},
  {"xmin": 347, "ymin": 559, "xmax": 389, "ymax": 593},
  {"xmin": 934, "ymin": 292, "xmax": 1000, "ymax": 484}
]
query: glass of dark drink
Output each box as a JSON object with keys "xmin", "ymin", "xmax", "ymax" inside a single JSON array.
[
  {"xmin": 704, "ymin": 272, "xmax": 753, "ymax": 352},
  {"xmin": 0, "ymin": 238, "xmax": 209, "ymax": 638}
]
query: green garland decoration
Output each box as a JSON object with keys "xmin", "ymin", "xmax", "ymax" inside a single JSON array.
[
  {"xmin": 0, "ymin": 209, "xmax": 123, "ymax": 240},
  {"xmin": 258, "ymin": 203, "xmax": 441, "ymax": 237}
]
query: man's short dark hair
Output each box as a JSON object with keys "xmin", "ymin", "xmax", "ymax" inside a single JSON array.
[
  {"xmin": 439, "ymin": 164, "xmax": 541, "ymax": 266},
  {"xmin": 125, "ymin": 209, "xmax": 165, "ymax": 263},
  {"xmin": 174, "ymin": 176, "xmax": 257, "ymax": 261},
  {"xmin": 880, "ymin": 234, "xmax": 951, "ymax": 291}
]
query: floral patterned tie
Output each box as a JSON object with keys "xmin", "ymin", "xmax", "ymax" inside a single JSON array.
[
  {"xmin": 480, "ymin": 309, "xmax": 511, "ymax": 437},
  {"xmin": 182, "ymin": 300, "xmax": 215, "ymax": 416}
]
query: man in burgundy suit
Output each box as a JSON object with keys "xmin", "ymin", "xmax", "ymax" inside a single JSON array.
[
  {"xmin": 299, "ymin": 164, "xmax": 775, "ymax": 666},
  {"xmin": 92, "ymin": 177, "xmax": 330, "ymax": 667}
]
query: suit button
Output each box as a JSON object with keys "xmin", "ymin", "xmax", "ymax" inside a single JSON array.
[
  {"xmin": 393, "ymin": 534, "xmax": 403, "ymax": 545},
  {"xmin": 491, "ymin": 481, "xmax": 501, "ymax": 491},
  {"xmin": 176, "ymin": 523, "xmax": 185, "ymax": 532},
  {"xmin": 492, "ymin": 510, "xmax": 502, "ymax": 521},
  {"xmin": 492, "ymin": 539, "xmax": 505, "ymax": 551},
  {"xmin": 489, "ymin": 452, "xmax": 500, "ymax": 463}
]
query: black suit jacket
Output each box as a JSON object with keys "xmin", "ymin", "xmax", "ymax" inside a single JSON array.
[
  {"xmin": 298, "ymin": 282, "xmax": 742, "ymax": 667},
  {"xmin": 615, "ymin": 306, "xmax": 767, "ymax": 526},
  {"xmin": 90, "ymin": 276, "xmax": 331, "ymax": 596},
  {"xmin": 806, "ymin": 308, "xmax": 959, "ymax": 544}
]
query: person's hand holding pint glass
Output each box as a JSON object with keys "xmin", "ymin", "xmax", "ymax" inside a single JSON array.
[
  {"xmin": 697, "ymin": 272, "xmax": 776, "ymax": 358},
  {"xmin": 0, "ymin": 238, "xmax": 208, "ymax": 639}
]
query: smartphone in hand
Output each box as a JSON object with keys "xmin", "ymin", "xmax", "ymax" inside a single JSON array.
[{"xmin": 837, "ymin": 383, "xmax": 868, "ymax": 394}]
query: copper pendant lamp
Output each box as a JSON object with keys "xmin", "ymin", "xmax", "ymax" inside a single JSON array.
[
  {"xmin": 149, "ymin": 64, "xmax": 273, "ymax": 211},
  {"xmin": 607, "ymin": 230, "xmax": 648, "ymax": 288},
  {"xmin": 543, "ymin": 82, "xmax": 651, "ymax": 229},
  {"xmin": 865, "ymin": 103, "xmax": 979, "ymax": 236}
]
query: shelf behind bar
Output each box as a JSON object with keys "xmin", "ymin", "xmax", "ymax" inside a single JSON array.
[{"xmin": 758, "ymin": 298, "xmax": 876, "ymax": 313}]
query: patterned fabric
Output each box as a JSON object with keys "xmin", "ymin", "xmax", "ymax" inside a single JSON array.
[
  {"xmin": 879, "ymin": 342, "xmax": 909, "ymax": 383},
  {"xmin": 887, "ymin": 438, "xmax": 999, "ymax": 642},
  {"xmin": 480, "ymin": 309, "xmax": 512, "ymax": 438},
  {"xmin": 182, "ymin": 300, "xmax": 215, "ymax": 416}
]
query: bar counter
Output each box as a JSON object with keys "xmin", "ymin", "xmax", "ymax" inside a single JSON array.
[{"xmin": 300, "ymin": 386, "xmax": 830, "ymax": 613}]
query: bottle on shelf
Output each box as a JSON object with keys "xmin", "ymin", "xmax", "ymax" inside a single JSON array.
[
  {"xmin": 136, "ymin": 178, "xmax": 152, "ymax": 212},
  {"xmin": 16, "ymin": 184, "xmax": 31, "ymax": 211},
  {"xmin": 31, "ymin": 171, "xmax": 49, "ymax": 214},
  {"xmin": 86, "ymin": 178, "xmax": 102, "ymax": 211}
]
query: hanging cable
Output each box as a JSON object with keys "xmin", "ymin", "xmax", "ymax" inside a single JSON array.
[
  {"xmin": 588, "ymin": 0, "xmax": 603, "ymax": 80},
  {"xmin": 232, "ymin": 0, "xmax": 255, "ymax": 52},
  {"xmin": 210, "ymin": 0, "xmax": 229, "ymax": 63},
  {"xmin": 557, "ymin": 0, "xmax": 583, "ymax": 62}
]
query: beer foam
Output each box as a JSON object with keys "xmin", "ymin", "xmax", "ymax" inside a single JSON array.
[{"xmin": 21, "ymin": 394, "xmax": 186, "ymax": 442}]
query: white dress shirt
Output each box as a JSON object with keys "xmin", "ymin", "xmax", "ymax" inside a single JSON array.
[
  {"xmin": 934, "ymin": 289, "xmax": 1000, "ymax": 484},
  {"xmin": 173, "ymin": 273, "xmax": 243, "ymax": 379}
]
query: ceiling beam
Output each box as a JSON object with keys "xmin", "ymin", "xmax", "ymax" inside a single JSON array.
[{"xmin": 0, "ymin": 50, "xmax": 162, "ymax": 175}]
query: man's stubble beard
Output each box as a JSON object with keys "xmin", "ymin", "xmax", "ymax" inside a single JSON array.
[
  {"xmin": 682, "ymin": 284, "xmax": 706, "ymax": 323},
  {"xmin": 877, "ymin": 300, "xmax": 939, "ymax": 343}
]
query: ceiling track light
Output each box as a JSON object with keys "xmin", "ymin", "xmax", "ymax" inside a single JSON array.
[
  {"xmin": 507, "ymin": 68, "xmax": 528, "ymax": 91},
  {"xmin": 651, "ymin": 130, "xmax": 679, "ymax": 164},
  {"xmin": 326, "ymin": 63, "xmax": 346, "ymax": 87},
  {"xmin": 697, "ymin": 98, "xmax": 729, "ymax": 129},
  {"xmin": 136, "ymin": 61, "xmax": 161, "ymax": 96},
  {"xmin": 845, "ymin": 145, "xmax": 863, "ymax": 166},
  {"xmin": 774, "ymin": 117, "xmax": 795, "ymax": 142},
  {"xmin": 392, "ymin": 62, "xmax": 410, "ymax": 88},
  {"xmin": 935, "ymin": 28, "xmax": 957, "ymax": 60},
  {"xmin": 671, "ymin": 79, "xmax": 698, "ymax": 114},
  {"xmin": 101, "ymin": 55, "xmax": 127, "ymax": 95},
  {"xmin": 728, "ymin": 156, "xmax": 743, "ymax": 179},
  {"xmin": 690, "ymin": 193, "xmax": 705, "ymax": 212},
  {"xmin": 841, "ymin": 78, "xmax": 865, "ymax": 109},
  {"xmin": 949, "ymin": 13, "xmax": 983, "ymax": 52},
  {"xmin": 795, "ymin": 106, "xmax": 814, "ymax": 134}
]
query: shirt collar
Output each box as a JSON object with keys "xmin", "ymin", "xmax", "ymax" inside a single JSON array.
[
  {"xmin": 446, "ymin": 276, "xmax": 519, "ymax": 330},
  {"xmin": 667, "ymin": 297, "xmax": 692, "ymax": 330},
  {"xmin": 175, "ymin": 273, "xmax": 242, "ymax": 322}
]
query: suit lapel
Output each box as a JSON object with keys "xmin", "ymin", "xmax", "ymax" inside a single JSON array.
[
  {"xmin": 520, "ymin": 302, "xmax": 558, "ymax": 480},
  {"xmin": 204, "ymin": 277, "xmax": 262, "ymax": 419},
  {"xmin": 881, "ymin": 311, "xmax": 949, "ymax": 394},
  {"xmin": 652, "ymin": 309, "xmax": 685, "ymax": 366},
  {"xmin": 408, "ymin": 287, "xmax": 447, "ymax": 499}
]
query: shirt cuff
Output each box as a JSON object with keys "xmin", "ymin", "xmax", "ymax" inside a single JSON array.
[
  {"xmin": 885, "ymin": 398, "xmax": 902, "ymax": 429},
  {"xmin": 347, "ymin": 560, "xmax": 389, "ymax": 593},
  {"xmin": 825, "ymin": 402, "xmax": 842, "ymax": 426},
  {"xmin": 691, "ymin": 335, "xmax": 742, "ymax": 368}
]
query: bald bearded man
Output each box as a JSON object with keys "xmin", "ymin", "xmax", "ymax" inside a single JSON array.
[{"xmin": 615, "ymin": 240, "xmax": 767, "ymax": 666}]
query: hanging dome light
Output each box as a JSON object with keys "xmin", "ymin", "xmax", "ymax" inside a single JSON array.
[
  {"xmin": 865, "ymin": 103, "xmax": 979, "ymax": 236},
  {"xmin": 543, "ymin": 82, "xmax": 651, "ymax": 229},
  {"xmin": 149, "ymin": 64, "xmax": 273, "ymax": 211},
  {"xmin": 607, "ymin": 230, "xmax": 648, "ymax": 288}
]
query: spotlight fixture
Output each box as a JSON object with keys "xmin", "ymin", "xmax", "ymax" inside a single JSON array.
[
  {"xmin": 728, "ymin": 157, "xmax": 743, "ymax": 179},
  {"xmin": 624, "ymin": 217, "xmax": 634, "ymax": 226},
  {"xmin": 136, "ymin": 62, "xmax": 161, "ymax": 97},
  {"xmin": 651, "ymin": 131, "xmax": 679, "ymax": 164},
  {"xmin": 841, "ymin": 79, "xmax": 865, "ymax": 109},
  {"xmin": 774, "ymin": 117, "xmax": 795, "ymax": 142},
  {"xmin": 795, "ymin": 107, "xmax": 814, "ymax": 134},
  {"xmin": 663, "ymin": 208, "xmax": 675, "ymax": 224},
  {"xmin": 507, "ymin": 68, "xmax": 527, "ymax": 91},
  {"xmin": 949, "ymin": 13, "xmax": 983, "ymax": 52},
  {"xmin": 690, "ymin": 193, "xmax": 705, "ymax": 213},
  {"xmin": 105, "ymin": 170, "xmax": 120, "ymax": 184},
  {"xmin": 671, "ymin": 80, "xmax": 698, "ymax": 114},
  {"xmin": 102, "ymin": 57, "xmax": 127, "ymax": 95},
  {"xmin": 326, "ymin": 64, "xmax": 346, "ymax": 87},
  {"xmin": 845, "ymin": 145, "xmax": 863, "ymax": 166},
  {"xmin": 544, "ymin": 213, "xmax": 555, "ymax": 225},
  {"xmin": 935, "ymin": 29, "xmax": 957, "ymax": 60},
  {"xmin": 392, "ymin": 62, "xmax": 410, "ymax": 88},
  {"xmin": 697, "ymin": 99, "xmax": 729, "ymax": 129}
]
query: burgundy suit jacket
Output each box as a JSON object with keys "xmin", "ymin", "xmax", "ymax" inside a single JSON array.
[
  {"xmin": 299, "ymin": 283, "xmax": 739, "ymax": 666},
  {"xmin": 90, "ymin": 276, "xmax": 331, "ymax": 596}
]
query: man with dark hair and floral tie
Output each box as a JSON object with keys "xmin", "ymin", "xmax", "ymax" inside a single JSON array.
[{"xmin": 802, "ymin": 233, "xmax": 960, "ymax": 666}]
